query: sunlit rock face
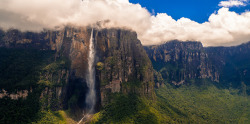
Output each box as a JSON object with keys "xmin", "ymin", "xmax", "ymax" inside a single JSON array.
[
  {"xmin": 0, "ymin": 26, "xmax": 155, "ymax": 112},
  {"xmin": 94, "ymin": 29, "xmax": 155, "ymax": 106}
]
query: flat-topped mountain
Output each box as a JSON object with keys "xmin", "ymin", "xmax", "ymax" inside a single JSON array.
[
  {"xmin": 145, "ymin": 40, "xmax": 250, "ymax": 93},
  {"xmin": 0, "ymin": 27, "xmax": 154, "ymax": 123}
]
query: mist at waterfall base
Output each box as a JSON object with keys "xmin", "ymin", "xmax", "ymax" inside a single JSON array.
[{"xmin": 85, "ymin": 28, "xmax": 96, "ymax": 114}]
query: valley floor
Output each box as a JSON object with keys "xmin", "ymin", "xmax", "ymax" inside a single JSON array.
[
  {"xmin": 155, "ymin": 82, "xmax": 250, "ymax": 123},
  {"xmin": 89, "ymin": 81, "xmax": 250, "ymax": 124}
]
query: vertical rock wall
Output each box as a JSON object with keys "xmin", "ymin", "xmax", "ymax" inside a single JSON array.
[{"xmin": 0, "ymin": 27, "xmax": 155, "ymax": 112}]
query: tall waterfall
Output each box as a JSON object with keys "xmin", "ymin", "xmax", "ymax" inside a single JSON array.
[{"xmin": 85, "ymin": 28, "xmax": 96, "ymax": 114}]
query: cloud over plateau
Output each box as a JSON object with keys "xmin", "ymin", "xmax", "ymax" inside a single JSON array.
[{"xmin": 0, "ymin": 0, "xmax": 250, "ymax": 46}]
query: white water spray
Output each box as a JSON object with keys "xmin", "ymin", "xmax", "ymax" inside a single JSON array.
[{"xmin": 85, "ymin": 28, "xmax": 96, "ymax": 114}]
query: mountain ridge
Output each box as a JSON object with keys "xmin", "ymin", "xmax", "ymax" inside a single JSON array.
[
  {"xmin": 145, "ymin": 40, "xmax": 250, "ymax": 93},
  {"xmin": 1, "ymin": 28, "xmax": 250, "ymax": 123}
]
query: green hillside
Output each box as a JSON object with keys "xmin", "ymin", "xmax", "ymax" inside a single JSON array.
[
  {"xmin": 91, "ymin": 81, "xmax": 250, "ymax": 124},
  {"xmin": 155, "ymin": 82, "xmax": 250, "ymax": 123}
]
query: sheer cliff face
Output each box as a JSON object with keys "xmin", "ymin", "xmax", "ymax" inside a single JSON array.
[
  {"xmin": 205, "ymin": 42, "xmax": 250, "ymax": 88},
  {"xmin": 145, "ymin": 40, "xmax": 250, "ymax": 89},
  {"xmin": 0, "ymin": 27, "xmax": 154, "ymax": 109},
  {"xmin": 94, "ymin": 29, "xmax": 154, "ymax": 105},
  {"xmin": 145, "ymin": 40, "xmax": 219, "ymax": 85}
]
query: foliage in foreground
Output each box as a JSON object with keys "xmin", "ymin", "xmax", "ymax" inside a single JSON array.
[
  {"xmin": 32, "ymin": 110, "xmax": 66, "ymax": 124},
  {"xmin": 0, "ymin": 48, "xmax": 69, "ymax": 124},
  {"xmin": 91, "ymin": 81, "xmax": 250, "ymax": 124},
  {"xmin": 91, "ymin": 93, "xmax": 159, "ymax": 124},
  {"xmin": 155, "ymin": 82, "xmax": 250, "ymax": 123},
  {"xmin": 0, "ymin": 48, "xmax": 55, "ymax": 91}
]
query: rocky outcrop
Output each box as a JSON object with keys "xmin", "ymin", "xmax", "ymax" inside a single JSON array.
[
  {"xmin": 0, "ymin": 27, "xmax": 87, "ymax": 111},
  {"xmin": 153, "ymin": 70, "xmax": 164, "ymax": 88},
  {"xmin": 94, "ymin": 29, "xmax": 155, "ymax": 106},
  {"xmin": 0, "ymin": 89, "xmax": 30, "ymax": 100},
  {"xmin": 0, "ymin": 27, "xmax": 155, "ymax": 112},
  {"xmin": 145, "ymin": 40, "xmax": 250, "ymax": 91},
  {"xmin": 145, "ymin": 40, "xmax": 219, "ymax": 85},
  {"xmin": 39, "ymin": 61, "xmax": 70, "ymax": 110}
]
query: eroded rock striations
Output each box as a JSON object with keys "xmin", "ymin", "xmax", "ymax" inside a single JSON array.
[
  {"xmin": 145, "ymin": 40, "xmax": 250, "ymax": 92},
  {"xmin": 94, "ymin": 29, "xmax": 154, "ymax": 106},
  {"xmin": 145, "ymin": 40, "xmax": 219, "ymax": 85},
  {"xmin": 0, "ymin": 27, "xmax": 154, "ymax": 113}
]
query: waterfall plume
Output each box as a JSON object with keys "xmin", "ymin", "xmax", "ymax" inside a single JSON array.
[{"xmin": 85, "ymin": 28, "xmax": 96, "ymax": 114}]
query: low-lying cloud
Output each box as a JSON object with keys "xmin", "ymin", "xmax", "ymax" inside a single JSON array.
[{"xmin": 0, "ymin": 0, "xmax": 250, "ymax": 46}]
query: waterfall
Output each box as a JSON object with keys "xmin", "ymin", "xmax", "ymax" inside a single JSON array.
[{"xmin": 85, "ymin": 28, "xmax": 96, "ymax": 114}]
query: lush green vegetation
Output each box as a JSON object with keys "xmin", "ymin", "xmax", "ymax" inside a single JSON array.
[
  {"xmin": 38, "ymin": 58, "xmax": 70, "ymax": 88},
  {"xmin": 0, "ymin": 48, "xmax": 55, "ymax": 91},
  {"xmin": 32, "ymin": 110, "xmax": 66, "ymax": 124},
  {"xmin": 0, "ymin": 48, "xmax": 54, "ymax": 123},
  {"xmin": 91, "ymin": 93, "xmax": 159, "ymax": 124},
  {"xmin": 1, "ymin": 47, "xmax": 250, "ymax": 124},
  {"xmin": 91, "ymin": 80, "xmax": 250, "ymax": 124},
  {"xmin": 155, "ymin": 82, "xmax": 250, "ymax": 123},
  {"xmin": 0, "ymin": 93, "xmax": 41, "ymax": 124},
  {"xmin": 0, "ymin": 48, "xmax": 70, "ymax": 124}
]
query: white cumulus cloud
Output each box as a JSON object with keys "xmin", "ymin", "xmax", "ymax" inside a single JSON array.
[
  {"xmin": 142, "ymin": 8, "xmax": 250, "ymax": 46},
  {"xmin": 219, "ymin": 0, "xmax": 247, "ymax": 8},
  {"xmin": 0, "ymin": 0, "xmax": 250, "ymax": 46}
]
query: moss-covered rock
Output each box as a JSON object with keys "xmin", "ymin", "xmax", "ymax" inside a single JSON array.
[
  {"xmin": 0, "ymin": 27, "xmax": 155, "ymax": 122},
  {"xmin": 94, "ymin": 29, "xmax": 155, "ymax": 106}
]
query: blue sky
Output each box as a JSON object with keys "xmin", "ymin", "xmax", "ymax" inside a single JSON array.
[
  {"xmin": 130, "ymin": 0, "xmax": 250, "ymax": 23},
  {"xmin": 1, "ymin": 0, "xmax": 250, "ymax": 46}
]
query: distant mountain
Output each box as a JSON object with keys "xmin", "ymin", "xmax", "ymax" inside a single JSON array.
[
  {"xmin": 145, "ymin": 40, "xmax": 219, "ymax": 85},
  {"xmin": 205, "ymin": 42, "xmax": 250, "ymax": 89},
  {"xmin": 145, "ymin": 40, "xmax": 250, "ymax": 93}
]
